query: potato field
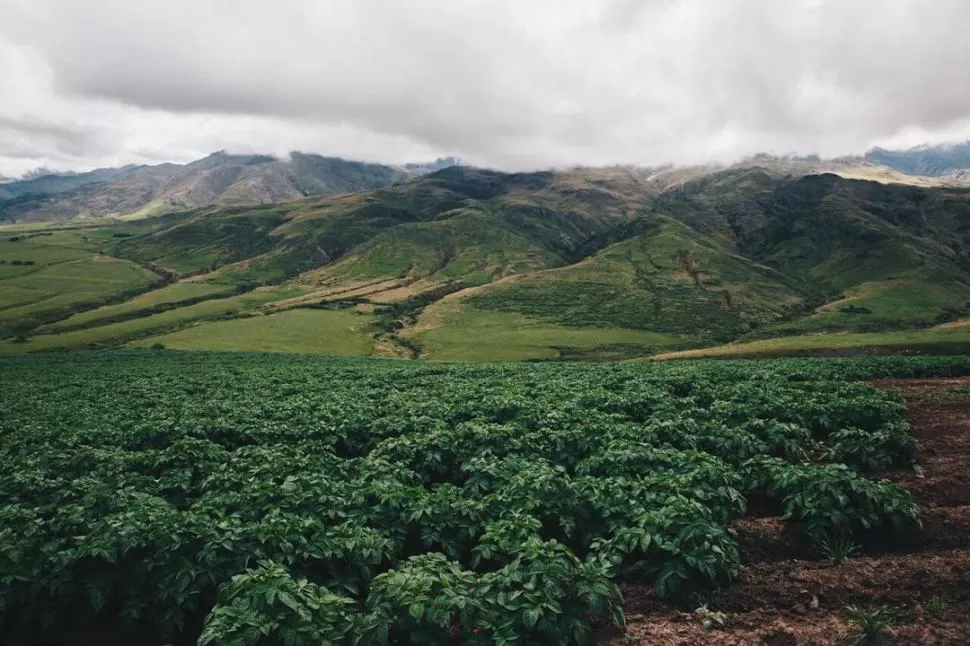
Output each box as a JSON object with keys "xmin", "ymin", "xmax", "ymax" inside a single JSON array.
[{"xmin": 2, "ymin": 352, "xmax": 969, "ymax": 645}]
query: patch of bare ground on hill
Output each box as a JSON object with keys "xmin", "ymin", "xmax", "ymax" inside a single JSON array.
[{"xmin": 604, "ymin": 378, "xmax": 970, "ymax": 645}]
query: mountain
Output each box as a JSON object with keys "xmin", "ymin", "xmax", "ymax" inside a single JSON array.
[
  {"xmin": 866, "ymin": 141, "xmax": 970, "ymax": 178},
  {"xmin": 403, "ymin": 157, "xmax": 461, "ymax": 174},
  {"xmin": 3, "ymin": 163, "xmax": 969, "ymax": 359},
  {"xmin": 442, "ymin": 168, "xmax": 970, "ymax": 344},
  {"xmin": 0, "ymin": 152, "xmax": 414, "ymax": 223},
  {"xmin": 20, "ymin": 167, "xmax": 79, "ymax": 180},
  {"xmin": 0, "ymin": 165, "xmax": 139, "ymax": 199},
  {"xmin": 4, "ymin": 146, "xmax": 963, "ymax": 226}
]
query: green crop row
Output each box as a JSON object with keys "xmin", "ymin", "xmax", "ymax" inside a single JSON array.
[{"xmin": 1, "ymin": 351, "xmax": 964, "ymax": 645}]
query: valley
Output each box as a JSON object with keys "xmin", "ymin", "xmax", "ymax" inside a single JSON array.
[{"xmin": 4, "ymin": 3, "xmax": 969, "ymax": 645}]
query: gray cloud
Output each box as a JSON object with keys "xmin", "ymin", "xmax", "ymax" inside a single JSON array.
[
  {"xmin": 1, "ymin": 0, "xmax": 970, "ymax": 175},
  {"xmin": 0, "ymin": 115, "xmax": 111, "ymax": 159}
]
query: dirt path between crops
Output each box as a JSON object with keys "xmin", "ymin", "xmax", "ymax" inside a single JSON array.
[{"xmin": 606, "ymin": 378, "xmax": 970, "ymax": 645}]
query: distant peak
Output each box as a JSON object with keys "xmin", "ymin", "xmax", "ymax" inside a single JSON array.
[
  {"xmin": 19, "ymin": 166, "xmax": 78, "ymax": 180},
  {"xmin": 190, "ymin": 150, "xmax": 279, "ymax": 168}
]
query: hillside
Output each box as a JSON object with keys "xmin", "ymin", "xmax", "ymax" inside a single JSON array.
[
  {"xmin": 0, "ymin": 152, "xmax": 417, "ymax": 223},
  {"xmin": 1, "ymin": 164, "xmax": 969, "ymax": 359},
  {"xmin": 867, "ymin": 141, "xmax": 970, "ymax": 178}
]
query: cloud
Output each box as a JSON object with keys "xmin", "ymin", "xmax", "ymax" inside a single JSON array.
[
  {"xmin": 0, "ymin": 115, "xmax": 111, "ymax": 159},
  {"xmin": 1, "ymin": 0, "xmax": 970, "ymax": 175}
]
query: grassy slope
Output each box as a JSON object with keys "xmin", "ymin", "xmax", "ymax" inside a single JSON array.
[
  {"xmin": 410, "ymin": 304, "xmax": 684, "ymax": 361},
  {"xmin": 255, "ymin": 166, "xmax": 648, "ymax": 286},
  {"xmin": 0, "ymin": 288, "xmax": 293, "ymax": 355},
  {"xmin": 0, "ymin": 231, "xmax": 160, "ymax": 334},
  {"xmin": 729, "ymin": 176, "xmax": 970, "ymax": 339},
  {"xmin": 326, "ymin": 212, "xmax": 565, "ymax": 286},
  {"xmin": 651, "ymin": 323, "xmax": 970, "ymax": 359},
  {"xmin": 460, "ymin": 215, "xmax": 806, "ymax": 343},
  {"xmin": 412, "ymin": 171, "xmax": 970, "ymax": 358},
  {"xmin": 131, "ymin": 308, "xmax": 375, "ymax": 355},
  {"xmin": 38, "ymin": 281, "xmax": 238, "ymax": 333},
  {"xmin": 112, "ymin": 204, "xmax": 293, "ymax": 277},
  {"xmin": 3, "ymin": 167, "xmax": 970, "ymax": 360},
  {"xmin": 763, "ymin": 280, "xmax": 970, "ymax": 335}
]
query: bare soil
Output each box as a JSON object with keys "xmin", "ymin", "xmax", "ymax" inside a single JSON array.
[{"xmin": 605, "ymin": 378, "xmax": 970, "ymax": 645}]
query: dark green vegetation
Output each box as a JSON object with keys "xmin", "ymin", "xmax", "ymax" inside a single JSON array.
[
  {"xmin": 2, "ymin": 164, "xmax": 970, "ymax": 359},
  {"xmin": 2, "ymin": 352, "xmax": 968, "ymax": 645}
]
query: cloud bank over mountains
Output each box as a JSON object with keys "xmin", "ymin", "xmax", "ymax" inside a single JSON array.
[{"xmin": 2, "ymin": 0, "xmax": 970, "ymax": 176}]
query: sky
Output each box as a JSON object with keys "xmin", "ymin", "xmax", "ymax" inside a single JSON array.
[{"xmin": 1, "ymin": 0, "xmax": 970, "ymax": 177}]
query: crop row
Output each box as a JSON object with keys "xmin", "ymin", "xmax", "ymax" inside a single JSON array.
[{"xmin": 1, "ymin": 352, "xmax": 962, "ymax": 645}]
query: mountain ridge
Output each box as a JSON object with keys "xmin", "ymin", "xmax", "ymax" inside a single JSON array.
[
  {"xmin": 0, "ymin": 152, "xmax": 423, "ymax": 223},
  {"xmin": 2, "ymin": 164, "xmax": 968, "ymax": 359},
  {"xmin": 5, "ymin": 141, "xmax": 970, "ymax": 225},
  {"xmin": 866, "ymin": 140, "xmax": 970, "ymax": 178}
]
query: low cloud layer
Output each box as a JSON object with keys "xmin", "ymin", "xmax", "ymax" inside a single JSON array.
[{"xmin": 2, "ymin": 0, "xmax": 970, "ymax": 176}]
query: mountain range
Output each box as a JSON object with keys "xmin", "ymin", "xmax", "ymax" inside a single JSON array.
[
  {"xmin": 866, "ymin": 141, "xmax": 970, "ymax": 179},
  {"xmin": 3, "ymin": 143, "xmax": 970, "ymax": 226},
  {"xmin": 2, "ymin": 149, "xmax": 968, "ymax": 359},
  {"xmin": 0, "ymin": 152, "xmax": 422, "ymax": 223}
]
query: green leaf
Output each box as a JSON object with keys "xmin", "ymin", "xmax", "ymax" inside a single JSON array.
[
  {"xmin": 88, "ymin": 585, "xmax": 107, "ymax": 612},
  {"xmin": 409, "ymin": 603, "xmax": 425, "ymax": 620},
  {"xmin": 278, "ymin": 591, "xmax": 300, "ymax": 612},
  {"xmin": 524, "ymin": 607, "xmax": 541, "ymax": 628}
]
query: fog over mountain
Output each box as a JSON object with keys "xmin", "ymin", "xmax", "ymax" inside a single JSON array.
[{"xmin": 2, "ymin": 0, "xmax": 970, "ymax": 177}]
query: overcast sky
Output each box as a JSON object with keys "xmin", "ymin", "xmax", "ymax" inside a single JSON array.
[{"xmin": 1, "ymin": 0, "xmax": 970, "ymax": 177}]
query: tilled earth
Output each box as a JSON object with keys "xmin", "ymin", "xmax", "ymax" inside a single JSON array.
[{"xmin": 606, "ymin": 378, "xmax": 970, "ymax": 645}]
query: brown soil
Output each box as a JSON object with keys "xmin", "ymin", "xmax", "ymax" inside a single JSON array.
[{"xmin": 605, "ymin": 378, "xmax": 970, "ymax": 645}]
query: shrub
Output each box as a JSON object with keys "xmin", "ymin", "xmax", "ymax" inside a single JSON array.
[
  {"xmin": 199, "ymin": 561, "xmax": 370, "ymax": 646},
  {"xmin": 839, "ymin": 304, "xmax": 873, "ymax": 315}
]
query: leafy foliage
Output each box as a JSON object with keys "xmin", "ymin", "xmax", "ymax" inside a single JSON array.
[
  {"xmin": 815, "ymin": 532, "xmax": 860, "ymax": 564},
  {"xmin": 0, "ymin": 352, "xmax": 955, "ymax": 644},
  {"xmin": 199, "ymin": 561, "xmax": 370, "ymax": 646},
  {"xmin": 844, "ymin": 604, "xmax": 897, "ymax": 644},
  {"xmin": 694, "ymin": 604, "xmax": 727, "ymax": 630}
]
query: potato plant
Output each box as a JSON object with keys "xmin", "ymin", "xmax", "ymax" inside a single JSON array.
[{"xmin": 1, "ymin": 351, "xmax": 962, "ymax": 645}]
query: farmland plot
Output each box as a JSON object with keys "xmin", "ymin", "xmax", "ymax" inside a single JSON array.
[{"xmin": 0, "ymin": 353, "xmax": 968, "ymax": 645}]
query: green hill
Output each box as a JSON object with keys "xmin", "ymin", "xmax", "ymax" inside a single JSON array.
[{"xmin": 2, "ymin": 165, "xmax": 969, "ymax": 359}]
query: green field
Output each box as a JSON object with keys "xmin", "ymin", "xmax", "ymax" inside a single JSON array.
[
  {"xmin": 133, "ymin": 308, "xmax": 375, "ymax": 355},
  {"xmin": 0, "ymin": 234, "xmax": 160, "ymax": 334},
  {"xmin": 652, "ymin": 323, "xmax": 970, "ymax": 359},
  {"xmin": 412, "ymin": 307, "xmax": 686, "ymax": 360},
  {"xmin": 40, "ymin": 281, "xmax": 239, "ymax": 332},
  {"xmin": 2, "ymin": 351, "xmax": 967, "ymax": 645},
  {"xmin": 760, "ymin": 279, "xmax": 970, "ymax": 335},
  {"xmin": 0, "ymin": 289, "xmax": 292, "ymax": 354}
]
